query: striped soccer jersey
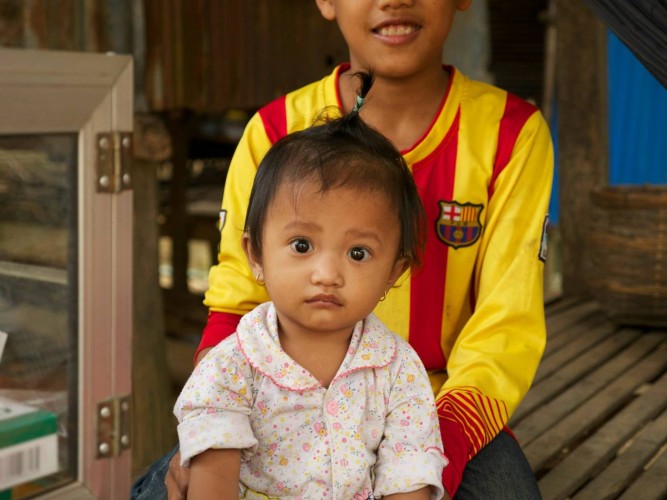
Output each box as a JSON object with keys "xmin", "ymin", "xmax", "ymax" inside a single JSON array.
[{"xmin": 201, "ymin": 64, "xmax": 554, "ymax": 491}]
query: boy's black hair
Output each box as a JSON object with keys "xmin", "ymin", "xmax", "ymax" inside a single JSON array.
[{"xmin": 244, "ymin": 73, "xmax": 426, "ymax": 268}]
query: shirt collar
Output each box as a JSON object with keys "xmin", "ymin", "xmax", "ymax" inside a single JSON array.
[{"xmin": 236, "ymin": 302, "xmax": 396, "ymax": 391}]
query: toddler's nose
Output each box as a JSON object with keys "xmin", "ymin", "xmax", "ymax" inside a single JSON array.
[{"xmin": 311, "ymin": 253, "xmax": 344, "ymax": 286}]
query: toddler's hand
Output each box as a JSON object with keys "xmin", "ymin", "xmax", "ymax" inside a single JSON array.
[{"xmin": 165, "ymin": 450, "xmax": 189, "ymax": 500}]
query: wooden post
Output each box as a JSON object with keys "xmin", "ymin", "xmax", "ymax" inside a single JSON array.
[
  {"xmin": 131, "ymin": 114, "xmax": 177, "ymax": 477},
  {"xmin": 555, "ymin": 0, "xmax": 609, "ymax": 297}
]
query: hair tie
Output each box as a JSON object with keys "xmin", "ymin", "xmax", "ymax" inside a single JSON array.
[{"xmin": 352, "ymin": 95, "xmax": 365, "ymax": 113}]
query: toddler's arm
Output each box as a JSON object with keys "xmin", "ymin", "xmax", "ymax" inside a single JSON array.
[
  {"xmin": 174, "ymin": 342, "xmax": 257, "ymax": 498},
  {"xmin": 188, "ymin": 448, "xmax": 240, "ymax": 499},
  {"xmin": 374, "ymin": 340, "xmax": 447, "ymax": 499},
  {"xmin": 384, "ymin": 486, "xmax": 448, "ymax": 500}
]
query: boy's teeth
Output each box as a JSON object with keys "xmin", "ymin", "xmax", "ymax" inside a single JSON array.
[{"xmin": 379, "ymin": 25, "xmax": 415, "ymax": 36}]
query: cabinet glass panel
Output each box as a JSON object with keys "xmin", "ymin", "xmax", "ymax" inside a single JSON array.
[{"xmin": 0, "ymin": 135, "xmax": 77, "ymax": 498}]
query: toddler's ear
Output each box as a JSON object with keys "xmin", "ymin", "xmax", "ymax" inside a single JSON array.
[
  {"xmin": 315, "ymin": 0, "xmax": 336, "ymax": 21},
  {"xmin": 387, "ymin": 258, "xmax": 409, "ymax": 288},
  {"xmin": 242, "ymin": 233, "xmax": 264, "ymax": 278}
]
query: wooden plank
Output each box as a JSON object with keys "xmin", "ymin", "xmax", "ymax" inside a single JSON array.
[
  {"xmin": 538, "ymin": 372, "xmax": 667, "ymax": 499},
  {"xmin": 544, "ymin": 296, "xmax": 582, "ymax": 315},
  {"xmin": 544, "ymin": 299, "xmax": 602, "ymax": 340},
  {"xmin": 542, "ymin": 312, "xmax": 610, "ymax": 359},
  {"xmin": 573, "ymin": 408, "xmax": 667, "ymax": 500},
  {"xmin": 522, "ymin": 338, "xmax": 667, "ymax": 470},
  {"xmin": 617, "ymin": 444, "xmax": 667, "ymax": 500},
  {"xmin": 512, "ymin": 328, "xmax": 640, "ymax": 424},
  {"xmin": 0, "ymin": 260, "xmax": 67, "ymax": 285},
  {"xmin": 543, "ymin": 314, "xmax": 608, "ymax": 360},
  {"xmin": 535, "ymin": 317, "xmax": 615, "ymax": 383},
  {"xmin": 515, "ymin": 333, "xmax": 665, "ymax": 445}
]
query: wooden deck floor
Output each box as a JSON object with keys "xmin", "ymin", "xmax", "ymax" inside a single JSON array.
[{"xmin": 513, "ymin": 298, "xmax": 667, "ymax": 500}]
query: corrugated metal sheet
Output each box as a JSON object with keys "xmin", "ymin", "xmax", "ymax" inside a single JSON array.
[
  {"xmin": 0, "ymin": 0, "xmax": 108, "ymax": 51},
  {"xmin": 143, "ymin": 0, "xmax": 348, "ymax": 112}
]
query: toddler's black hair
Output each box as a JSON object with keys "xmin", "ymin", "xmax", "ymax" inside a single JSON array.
[{"xmin": 244, "ymin": 72, "xmax": 426, "ymax": 268}]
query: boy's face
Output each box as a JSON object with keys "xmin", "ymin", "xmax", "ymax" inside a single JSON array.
[
  {"xmin": 316, "ymin": 0, "xmax": 472, "ymax": 80},
  {"xmin": 243, "ymin": 178, "xmax": 407, "ymax": 342}
]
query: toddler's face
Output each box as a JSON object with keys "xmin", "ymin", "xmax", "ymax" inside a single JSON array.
[{"xmin": 248, "ymin": 178, "xmax": 406, "ymax": 340}]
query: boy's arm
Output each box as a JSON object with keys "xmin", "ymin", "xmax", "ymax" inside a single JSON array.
[
  {"xmin": 195, "ymin": 312, "xmax": 241, "ymax": 364},
  {"xmin": 187, "ymin": 448, "xmax": 240, "ymax": 499},
  {"xmin": 196, "ymin": 112, "xmax": 273, "ymax": 359},
  {"xmin": 436, "ymin": 107, "xmax": 554, "ymax": 496}
]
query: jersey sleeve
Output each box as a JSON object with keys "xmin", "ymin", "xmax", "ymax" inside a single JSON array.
[
  {"xmin": 198, "ymin": 112, "xmax": 273, "ymax": 353},
  {"xmin": 198, "ymin": 73, "xmax": 335, "ymax": 357},
  {"xmin": 436, "ymin": 108, "xmax": 554, "ymax": 496}
]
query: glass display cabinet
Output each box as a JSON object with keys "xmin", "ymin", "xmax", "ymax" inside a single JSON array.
[{"xmin": 0, "ymin": 49, "xmax": 133, "ymax": 499}]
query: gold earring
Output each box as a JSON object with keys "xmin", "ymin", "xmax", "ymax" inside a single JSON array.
[
  {"xmin": 379, "ymin": 290, "xmax": 388, "ymax": 302},
  {"xmin": 255, "ymin": 273, "xmax": 265, "ymax": 286}
]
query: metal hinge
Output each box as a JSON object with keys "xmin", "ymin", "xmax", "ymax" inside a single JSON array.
[
  {"xmin": 95, "ymin": 395, "xmax": 131, "ymax": 459},
  {"xmin": 96, "ymin": 132, "xmax": 133, "ymax": 193}
]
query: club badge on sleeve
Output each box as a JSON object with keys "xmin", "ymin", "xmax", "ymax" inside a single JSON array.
[
  {"xmin": 539, "ymin": 214, "xmax": 549, "ymax": 262},
  {"xmin": 218, "ymin": 209, "xmax": 227, "ymax": 232}
]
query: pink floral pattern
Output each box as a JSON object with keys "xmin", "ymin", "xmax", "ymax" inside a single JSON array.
[{"xmin": 175, "ymin": 302, "xmax": 447, "ymax": 499}]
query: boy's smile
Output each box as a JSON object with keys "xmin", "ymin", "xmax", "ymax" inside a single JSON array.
[
  {"xmin": 316, "ymin": 0, "xmax": 472, "ymax": 80},
  {"xmin": 372, "ymin": 18, "xmax": 421, "ymax": 41},
  {"xmin": 244, "ymin": 178, "xmax": 407, "ymax": 344}
]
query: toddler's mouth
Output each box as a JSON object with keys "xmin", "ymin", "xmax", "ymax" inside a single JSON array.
[{"xmin": 307, "ymin": 294, "xmax": 342, "ymax": 306}]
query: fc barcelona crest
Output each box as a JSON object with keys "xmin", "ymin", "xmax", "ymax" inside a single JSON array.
[{"xmin": 436, "ymin": 200, "xmax": 484, "ymax": 249}]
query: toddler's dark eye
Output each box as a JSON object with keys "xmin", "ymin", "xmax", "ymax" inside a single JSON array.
[
  {"xmin": 290, "ymin": 239, "xmax": 312, "ymax": 253},
  {"xmin": 349, "ymin": 247, "xmax": 369, "ymax": 261}
]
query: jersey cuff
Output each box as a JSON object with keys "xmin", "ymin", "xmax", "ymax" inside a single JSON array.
[
  {"xmin": 439, "ymin": 416, "xmax": 472, "ymax": 497},
  {"xmin": 195, "ymin": 311, "xmax": 242, "ymax": 363}
]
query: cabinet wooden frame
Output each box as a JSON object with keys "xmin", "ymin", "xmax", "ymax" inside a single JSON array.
[{"xmin": 0, "ymin": 48, "xmax": 133, "ymax": 499}]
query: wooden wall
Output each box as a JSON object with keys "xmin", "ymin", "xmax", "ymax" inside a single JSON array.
[
  {"xmin": 488, "ymin": 0, "xmax": 550, "ymax": 106},
  {"xmin": 0, "ymin": 0, "xmax": 347, "ymax": 113},
  {"xmin": 0, "ymin": 0, "xmax": 108, "ymax": 51},
  {"xmin": 144, "ymin": 0, "xmax": 348, "ymax": 112}
]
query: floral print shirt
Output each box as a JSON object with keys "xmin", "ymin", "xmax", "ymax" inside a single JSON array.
[{"xmin": 175, "ymin": 302, "xmax": 447, "ymax": 499}]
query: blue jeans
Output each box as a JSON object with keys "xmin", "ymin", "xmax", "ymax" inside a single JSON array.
[
  {"xmin": 131, "ymin": 430, "xmax": 540, "ymax": 499},
  {"xmin": 131, "ymin": 446, "xmax": 176, "ymax": 500},
  {"xmin": 455, "ymin": 430, "xmax": 541, "ymax": 499}
]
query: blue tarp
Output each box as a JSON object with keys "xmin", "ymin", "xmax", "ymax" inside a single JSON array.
[
  {"xmin": 549, "ymin": 30, "xmax": 667, "ymax": 225},
  {"xmin": 608, "ymin": 31, "xmax": 667, "ymax": 185}
]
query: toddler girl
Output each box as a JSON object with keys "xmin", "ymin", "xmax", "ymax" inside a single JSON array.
[{"xmin": 174, "ymin": 85, "xmax": 447, "ymax": 499}]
